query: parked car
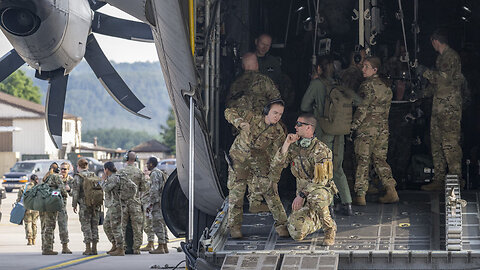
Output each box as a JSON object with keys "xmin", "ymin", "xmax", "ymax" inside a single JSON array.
[
  {"xmin": 2, "ymin": 159, "xmax": 73, "ymax": 192},
  {"xmin": 157, "ymin": 159, "xmax": 176, "ymax": 176}
]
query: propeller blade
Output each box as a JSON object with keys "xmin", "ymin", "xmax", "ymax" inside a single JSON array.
[
  {"xmin": 44, "ymin": 69, "xmax": 68, "ymax": 149},
  {"xmin": 92, "ymin": 12, "xmax": 154, "ymax": 42},
  {"xmin": 84, "ymin": 34, "xmax": 150, "ymax": 119},
  {"xmin": 0, "ymin": 49, "xmax": 25, "ymax": 82},
  {"xmin": 88, "ymin": 0, "xmax": 107, "ymax": 11}
]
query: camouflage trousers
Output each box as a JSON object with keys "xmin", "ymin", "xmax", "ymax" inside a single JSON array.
[
  {"xmin": 40, "ymin": 211, "xmax": 58, "ymax": 251},
  {"xmin": 152, "ymin": 203, "xmax": 169, "ymax": 244},
  {"xmin": 104, "ymin": 203, "xmax": 124, "ymax": 246},
  {"xmin": 143, "ymin": 207, "xmax": 154, "ymax": 242},
  {"xmin": 24, "ymin": 210, "xmax": 39, "ymax": 240},
  {"xmin": 57, "ymin": 202, "xmax": 69, "ymax": 244},
  {"xmin": 78, "ymin": 203, "xmax": 100, "ymax": 243},
  {"xmin": 354, "ymin": 126, "xmax": 396, "ymax": 196},
  {"xmin": 287, "ymin": 187, "xmax": 336, "ymax": 241},
  {"xmin": 430, "ymin": 112, "xmax": 462, "ymax": 183},
  {"xmin": 121, "ymin": 201, "xmax": 144, "ymax": 250},
  {"xmin": 227, "ymin": 165, "xmax": 287, "ymax": 229}
]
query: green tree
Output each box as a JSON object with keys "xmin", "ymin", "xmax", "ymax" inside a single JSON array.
[
  {"xmin": 0, "ymin": 70, "xmax": 41, "ymax": 103},
  {"xmin": 160, "ymin": 108, "xmax": 176, "ymax": 155},
  {"xmin": 83, "ymin": 128, "xmax": 161, "ymax": 150}
]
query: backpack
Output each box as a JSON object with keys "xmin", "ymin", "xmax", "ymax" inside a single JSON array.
[
  {"xmin": 24, "ymin": 183, "xmax": 63, "ymax": 212},
  {"xmin": 118, "ymin": 172, "xmax": 138, "ymax": 202},
  {"xmin": 78, "ymin": 172, "xmax": 104, "ymax": 207},
  {"xmin": 318, "ymin": 85, "xmax": 353, "ymax": 135}
]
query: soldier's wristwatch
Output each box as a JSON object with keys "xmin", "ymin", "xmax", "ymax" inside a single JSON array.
[{"xmin": 299, "ymin": 191, "xmax": 307, "ymax": 199}]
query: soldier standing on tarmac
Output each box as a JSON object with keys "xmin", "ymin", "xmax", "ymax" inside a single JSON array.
[
  {"xmin": 72, "ymin": 159, "xmax": 101, "ymax": 255},
  {"xmin": 17, "ymin": 174, "xmax": 40, "ymax": 245},
  {"xmin": 271, "ymin": 114, "xmax": 337, "ymax": 245},
  {"xmin": 351, "ymin": 57, "xmax": 399, "ymax": 206},
  {"xmin": 419, "ymin": 29, "xmax": 464, "ymax": 191},
  {"xmin": 40, "ymin": 162, "xmax": 67, "ymax": 255},
  {"xmin": 139, "ymin": 167, "xmax": 155, "ymax": 252},
  {"xmin": 58, "ymin": 162, "xmax": 72, "ymax": 254},
  {"xmin": 118, "ymin": 151, "xmax": 146, "ymax": 254},
  {"xmin": 225, "ymin": 99, "xmax": 289, "ymax": 239},
  {"xmin": 145, "ymin": 157, "xmax": 170, "ymax": 254},
  {"xmin": 101, "ymin": 162, "xmax": 125, "ymax": 256}
]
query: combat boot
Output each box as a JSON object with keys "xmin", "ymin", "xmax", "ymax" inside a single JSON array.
[
  {"xmin": 42, "ymin": 249, "xmax": 58, "ymax": 255},
  {"xmin": 27, "ymin": 238, "xmax": 33, "ymax": 245},
  {"xmin": 107, "ymin": 242, "xmax": 116, "ymax": 254},
  {"xmin": 109, "ymin": 246, "xmax": 125, "ymax": 256},
  {"xmin": 366, "ymin": 184, "xmax": 380, "ymax": 194},
  {"xmin": 353, "ymin": 195, "xmax": 366, "ymax": 206},
  {"xmin": 32, "ymin": 238, "xmax": 36, "ymax": 245},
  {"xmin": 230, "ymin": 225, "xmax": 243, "ymax": 239},
  {"xmin": 276, "ymin": 225, "xmax": 290, "ymax": 238},
  {"xmin": 91, "ymin": 242, "xmax": 98, "ymax": 255},
  {"xmin": 378, "ymin": 186, "xmax": 399, "ymax": 204},
  {"xmin": 149, "ymin": 244, "xmax": 165, "ymax": 254},
  {"xmin": 62, "ymin": 243, "xmax": 72, "ymax": 254},
  {"xmin": 83, "ymin": 242, "xmax": 92, "ymax": 255},
  {"xmin": 140, "ymin": 241, "xmax": 154, "ymax": 252},
  {"xmin": 322, "ymin": 228, "xmax": 336, "ymax": 246},
  {"xmin": 162, "ymin": 243, "xmax": 169, "ymax": 254},
  {"xmin": 133, "ymin": 249, "xmax": 141, "ymax": 255},
  {"xmin": 249, "ymin": 203, "xmax": 270, "ymax": 213},
  {"xmin": 421, "ymin": 180, "xmax": 444, "ymax": 191}
]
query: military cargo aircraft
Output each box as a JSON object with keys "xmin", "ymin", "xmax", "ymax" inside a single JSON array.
[{"xmin": 1, "ymin": 0, "xmax": 480, "ymax": 269}]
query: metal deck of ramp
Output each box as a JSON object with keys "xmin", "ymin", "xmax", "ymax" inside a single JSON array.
[{"xmin": 201, "ymin": 190, "xmax": 480, "ymax": 269}]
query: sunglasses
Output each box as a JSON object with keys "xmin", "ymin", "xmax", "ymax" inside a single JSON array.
[
  {"xmin": 61, "ymin": 168, "xmax": 68, "ymax": 171},
  {"xmin": 295, "ymin": 121, "xmax": 312, "ymax": 127}
]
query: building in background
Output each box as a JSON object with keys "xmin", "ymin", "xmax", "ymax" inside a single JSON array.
[{"xmin": 131, "ymin": 139, "xmax": 172, "ymax": 169}]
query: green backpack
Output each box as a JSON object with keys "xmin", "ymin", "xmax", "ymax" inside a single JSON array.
[
  {"xmin": 117, "ymin": 172, "xmax": 138, "ymax": 202},
  {"xmin": 318, "ymin": 85, "xmax": 354, "ymax": 135},
  {"xmin": 24, "ymin": 183, "xmax": 63, "ymax": 212},
  {"xmin": 78, "ymin": 172, "xmax": 104, "ymax": 207}
]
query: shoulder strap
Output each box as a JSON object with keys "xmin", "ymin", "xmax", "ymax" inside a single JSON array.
[{"xmin": 20, "ymin": 182, "xmax": 29, "ymax": 203}]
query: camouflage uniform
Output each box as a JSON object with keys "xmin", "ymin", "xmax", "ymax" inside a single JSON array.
[
  {"xmin": 57, "ymin": 175, "xmax": 72, "ymax": 245},
  {"xmin": 271, "ymin": 137, "xmax": 336, "ymax": 241},
  {"xmin": 40, "ymin": 173, "xmax": 66, "ymax": 252},
  {"xmin": 423, "ymin": 46, "xmax": 463, "ymax": 184},
  {"xmin": 141, "ymin": 176, "xmax": 155, "ymax": 242},
  {"xmin": 301, "ymin": 78, "xmax": 352, "ymax": 204},
  {"xmin": 226, "ymin": 70, "xmax": 281, "ymax": 114},
  {"xmin": 224, "ymin": 107, "xmax": 287, "ymax": 230},
  {"xmin": 351, "ymin": 75, "xmax": 396, "ymax": 196},
  {"xmin": 72, "ymin": 170, "xmax": 100, "ymax": 244},
  {"xmin": 118, "ymin": 164, "xmax": 145, "ymax": 251},
  {"xmin": 101, "ymin": 173, "xmax": 124, "ymax": 247},
  {"xmin": 149, "ymin": 167, "xmax": 169, "ymax": 244},
  {"xmin": 17, "ymin": 182, "xmax": 39, "ymax": 241}
]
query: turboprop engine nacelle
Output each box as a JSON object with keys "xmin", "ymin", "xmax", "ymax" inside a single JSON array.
[{"xmin": 0, "ymin": 0, "xmax": 93, "ymax": 74}]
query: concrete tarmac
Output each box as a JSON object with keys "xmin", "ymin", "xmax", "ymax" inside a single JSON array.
[{"xmin": 0, "ymin": 190, "xmax": 186, "ymax": 270}]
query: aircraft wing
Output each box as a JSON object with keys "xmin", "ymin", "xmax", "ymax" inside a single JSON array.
[{"xmin": 147, "ymin": 0, "xmax": 225, "ymax": 216}]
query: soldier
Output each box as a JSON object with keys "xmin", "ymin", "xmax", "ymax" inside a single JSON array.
[
  {"xmin": 101, "ymin": 162, "xmax": 125, "ymax": 256},
  {"xmin": 271, "ymin": 114, "xmax": 337, "ymax": 244},
  {"xmin": 118, "ymin": 151, "xmax": 145, "ymax": 254},
  {"xmin": 17, "ymin": 174, "xmax": 40, "ymax": 245},
  {"xmin": 420, "ymin": 29, "xmax": 464, "ymax": 191},
  {"xmin": 301, "ymin": 57, "xmax": 361, "ymax": 216},
  {"xmin": 145, "ymin": 157, "xmax": 169, "ymax": 254},
  {"xmin": 40, "ymin": 162, "xmax": 67, "ymax": 255},
  {"xmin": 226, "ymin": 52, "xmax": 281, "ymax": 113},
  {"xmin": 225, "ymin": 99, "xmax": 289, "ymax": 239},
  {"xmin": 139, "ymin": 167, "xmax": 155, "ymax": 252},
  {"xmin": 57, "ymin": 162, "xmax": 72, "ymax": 254},
  {"xmin": 72, "ymin": 159, "xmax": 101, "ymax": 255},
  {"xmin": 351, "ymin": 57, "xmax": 399, "ymax": 205}
]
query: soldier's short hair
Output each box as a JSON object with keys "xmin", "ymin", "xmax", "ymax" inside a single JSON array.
[
  {"xmin": 61, "ymin": 162, "xmax": 70, "ymax": 168},
  {"xmin": 77, "ymin": 158, "xmax": 88, "ymax": 169},
  {"xmin": 298, "ymin": 113, "xmax": 317, "ymax": 128},
  {"xmin": 147, "ymin": 156, "xmax": 158, "ymax": 167},
  {"xmin": 104, "ymin": 161, "xmax": 117, "ymax": 173},
  {"xmin": 430, "ymin": 29, "xmax": 448, "ymax": 44}
]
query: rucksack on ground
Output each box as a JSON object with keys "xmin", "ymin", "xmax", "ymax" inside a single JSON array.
[
  {"xmin": 318, "ymin": 85, "xmax": 354, "ymax": 135},
  {"xmin": 78, "ymin": 172, "xmax": 104, "ymax": 207},
  {"xmin": 117, "ymin": 172, "xmax": 137, "ymax": 202}
]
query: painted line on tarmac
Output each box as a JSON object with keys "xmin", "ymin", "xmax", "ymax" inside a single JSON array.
[{"xmin": 37, "ymin": 237, "xmax": 186, "ymax": 270}]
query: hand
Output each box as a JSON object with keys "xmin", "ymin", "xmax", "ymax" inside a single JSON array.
[
  {"xmin": 292, "ymin": 196, "xmax": 305, "ymax": 211},
  {"xmin": 286, "ymin": 133, "xmax": 300, "ymax": 144},
  {"xmin": 239, "ymin": 122, "xmax": 250, "ymax": 133},
  {"xmin": 73, "ymin": 206, "xmax": 77, "ymax": 214},
  {"xmin": 65, "ymin": 184, "xmax": 70, "ymax": 192},
  {"xmin": 102, "ymin": 171, "xmax": 107, "ymax": 180}
]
